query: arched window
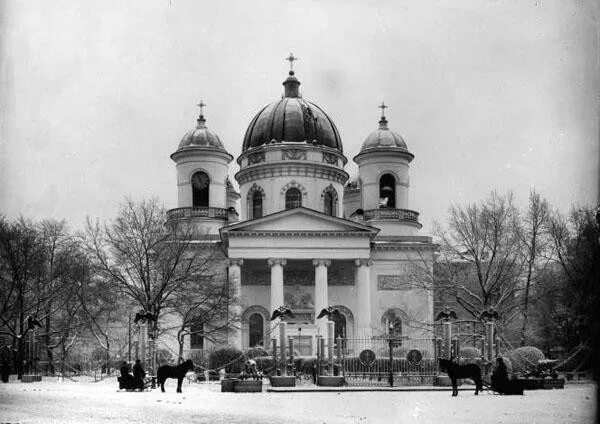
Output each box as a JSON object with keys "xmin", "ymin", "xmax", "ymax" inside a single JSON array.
[
  {"xmin": 323, "ymin": 190, "xmax": 336, "ymax": 216},
  {"xmin": 285, "ymin": 188, "xmax": 302, "ymax": 209},
  {"xmin": 248, "ymin": 313, "xmax": 264, "ymax": 347},
  {"xmin": 379, "ymin": 173, "xmax": 396, "ymax": 208},
  {"xmin": 252, "ymin": 191, "xmax": 263, "ymax": 219},
  {"xmin": 191, "ymin": 171, "xmax": 210, "ymax": 207},
  {"xmin": 190, "ymin": 322, "xmax": 204, "ymax": 350}
]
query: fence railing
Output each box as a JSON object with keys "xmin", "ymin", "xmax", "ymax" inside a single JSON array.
[
  {"xmin": 166, "ymin": 207, "xmax": 229, "ymax": 221},
  {"xmin": 332, "ymin": 336, "xmax": 438, "ymax": 387},
  {"xmin": 363, "ymin": 208, "xmax": 420, "ymax": 223}
]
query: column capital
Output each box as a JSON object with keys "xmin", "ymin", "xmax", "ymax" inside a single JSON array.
[
  {"xmin": 312, "ymin": 259, "xmax": 331, "ymax": 268},
  {"xmin": 268, "ymin": 258, "xmax": 287, "ymax": 267},
  {"xmin": 355, "ymin": 259, "xmax": 373, "ymax": 267},
  {"xmin": 228, "ymin": 258, "xmax": 244, "ymax": 267}
]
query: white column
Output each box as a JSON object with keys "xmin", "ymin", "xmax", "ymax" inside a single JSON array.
[
  {"xmin": 355, "ymin": 259, "xmax": 373, "ymax": 338},
  {"xmin": 268, "ymin": 258, "xmax": 286, "ymax": 321},
  {"xmin": 313, "ymin": 259, "xmax": 331, "ymax": 337},
  {"xmin": 228, "ymin": 259, "xmax": 243, "ymax": 349}
]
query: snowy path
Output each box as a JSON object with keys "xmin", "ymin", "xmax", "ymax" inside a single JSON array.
[{"xmin": 0, "ymin": 378, "xmax": 596, "ymax": 424}]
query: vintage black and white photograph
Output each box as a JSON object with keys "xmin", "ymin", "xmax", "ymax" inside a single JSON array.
[{"xmin": 0, "ymin": 1, "xmax": 598, "ymax": 423}]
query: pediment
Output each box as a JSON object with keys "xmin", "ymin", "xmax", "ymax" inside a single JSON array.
[{"xmin": 220, "ymin": 207, "xmax": 379, "ymax": 236}]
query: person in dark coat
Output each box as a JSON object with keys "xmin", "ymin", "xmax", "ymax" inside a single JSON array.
[
  {"xmin": 133, "ymin": 359, "xmax": 145, "ymax": 390},
  {"xmin": 1, "ymin": 360, "xmax": 10, "ymax": 383},
  {"xmin": 119, "ymin": 361, "xmax": 135, "ymax": 389},
  {"xmin": 491, "ymin": 357, "xmax": 524, "ymax": 395},
  {"xmin": 491, "ymin": 357, "xmax": 508, "ymax": 392}
]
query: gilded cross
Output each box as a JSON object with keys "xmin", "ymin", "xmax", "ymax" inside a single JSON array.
[
  {"xmin": 197, "ymin": 100, "xmax": 206, "ymax": 116},
  {"xmin": 378, "ymin": 102, "xmax": 388, "ymax": 118},
  {"xmin": 285, "ymin": 53, "xmax": 298, "ymax": 71}
]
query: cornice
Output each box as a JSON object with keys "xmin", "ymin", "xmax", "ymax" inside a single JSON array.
[
  {"xmin": 353, "ymin": 147, "xmax": 414, "ymax": 165},
  {"xmin": 371, "ymin": 241, "xmax": 438, "ymax": 251},
  {"xmin": 237, "ymin": 143, "xmax": 348, "ymax": 166},
  {"xmin": 228, "ymin": 230, "xmax": 374, "ymax": 238},
  {"xmin": 170, "ymin": 146, "xmax": 233, "ymax": 164},
  {"xmin": 235, "ymin": 161, "xmax": 349, "ymax": 185}
]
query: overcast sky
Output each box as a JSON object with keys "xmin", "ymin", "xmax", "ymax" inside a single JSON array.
[{"xmin": 1, "ymin": 0, "xmax": 598, "ymax": 233}]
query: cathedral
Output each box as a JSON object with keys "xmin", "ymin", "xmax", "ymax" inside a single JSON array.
[{"xmin": 166, "ymin": 57, "xmax": 436, "ymax": 357}]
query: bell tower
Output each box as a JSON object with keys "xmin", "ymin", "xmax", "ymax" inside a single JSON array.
[
  {"xmin": 352, "ymin": 103, "xmax": 421, "ymax": 236},
  {"xmin": 168, "ymin": 102, "xmax": 237, "ymax": 234}
]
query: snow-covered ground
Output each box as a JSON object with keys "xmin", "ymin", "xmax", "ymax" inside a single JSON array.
[{"xmin": 0, "ymin": 377, "xmax": 596, "ymax": 424}]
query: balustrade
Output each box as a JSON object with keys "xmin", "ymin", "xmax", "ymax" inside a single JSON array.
[
  {"xmin": 363, "ymin": 208, "xmax": 420, "ymax": 222},
  {"xmin": 166, "ymin": 206, "xmax": 229, "ymax": 221}
]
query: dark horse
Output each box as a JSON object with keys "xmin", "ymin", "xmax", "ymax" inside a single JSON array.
[
  {"xmin": 439, "ymin": 358, "xmax": 483, "ymax": 396},
  {"xmin": 157, "ymin": 360, "xmax": 194, "ymax": 393}
]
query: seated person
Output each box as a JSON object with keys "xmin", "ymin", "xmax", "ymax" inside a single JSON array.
[
  {"xmin": 133, "ymin": 359, "xmax": 146, "ymax": 390},
  {"xmin": 491, "ymin": 357, "xmax": 508, "ymax": 392},
  {"xmin": 119, "ymin": 361, "xmax": 135, "ymax": 390},
  {"xmin": 491, "ymin": 357, "xmax": 524, "ymax": 395}
]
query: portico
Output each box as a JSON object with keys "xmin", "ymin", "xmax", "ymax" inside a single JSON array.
[{"xmin": 220, "ymin": 207, "xmax": 379, "ymax": 352}]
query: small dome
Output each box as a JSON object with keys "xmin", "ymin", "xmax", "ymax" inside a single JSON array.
[
  {"xmin": 242, "ymin": 71, "xmax": 343, "ymax": 153},
  {"xmin": 360, "ymin": 116, "xmax": 408, "ymax": 152},
  {"xmin": 178, "ymin": 115, "xmax": 226, "ymax": 151}
]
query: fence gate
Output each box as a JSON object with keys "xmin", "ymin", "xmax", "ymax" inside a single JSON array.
[{"xmin": 339, "ymin": 336, "xmax": 438, "ymax": 387}]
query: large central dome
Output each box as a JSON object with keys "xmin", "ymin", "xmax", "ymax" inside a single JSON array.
[{"xmin": 242, "ymin": 71, "xmax": 343, "ymax": 153}]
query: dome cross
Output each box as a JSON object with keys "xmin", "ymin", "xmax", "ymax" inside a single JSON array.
[
  {"xmin": 285, "ymin": 53, "xmax": 298, "ymax": 71},
  {"xmin": 197, "ymin": 100, "xmax": 206, "ymax": 117},
  {"xmin": 378, "ymin": 102, "xmax": 388, "ymax": 118}
]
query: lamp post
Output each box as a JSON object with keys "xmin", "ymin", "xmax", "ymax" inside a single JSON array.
[
  {"xmin": 388, "ymin": 323, "xmax": 394, "ymax": 387},
  {"xmin": 128, "ymin": 314, "xmax": 131, "ymax": 362}
]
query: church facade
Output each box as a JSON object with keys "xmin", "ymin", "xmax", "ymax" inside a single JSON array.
[{"xmin": 166, "ymin": 61, "xmax": 436, "ymax": 357}]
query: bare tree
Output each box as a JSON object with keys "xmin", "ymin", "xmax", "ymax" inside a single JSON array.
[
  {"xmin": 37, "ymin": 219, "xmax": 82, "ymax": 374},
  {"xmin": 0, "ymin": 217, "xmax": 41, "ymax": 378},
  {"xmin": 517, "ymin": 190, "xmax": 550, "ymax": 346},
  {"xmin": 547, "ymin": 206, "xmax": 600, "ymax": 354},
  {"xmin": 82, "ymin": 198, "xmax": 224, "ymax": 371},
  {"xmin": 433, "ymin": 191, "xmax": 524, "ymax": 325},
  {"xmin": 70, "ymin": 246, "xmax": 128, "ymax": 375},
  {"xmin": 162, "ymin": 245, "xmax": 236, "ymax": 363}
]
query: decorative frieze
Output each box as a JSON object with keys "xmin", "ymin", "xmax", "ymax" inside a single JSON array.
[
  {"xmin": 377, "ymin": 275, "xmax": 410, "ymax": 290},
  {"xmin": 322, "ymin": 152, "xmax": 338, "ymax": 165},
  {"xmin": 235, "ymin": 162, "xmax": 349, "ymax": 185},
  {"xmin": 247, "ymin": 151, "xmax": 265, "ymax": 165},
  {"xmin": 241, "ymin": 262, "xmax": 355, "ymax": 286},
  {"xmin": 284, "ymin": 284, "xmax": 314, "ymax": 309},
  {"xmin": 282, "ymin": 149, "xmax": 307, "ymax": 160}
]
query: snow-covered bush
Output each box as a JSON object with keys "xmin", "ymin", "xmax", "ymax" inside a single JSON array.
[
  {"xmin": 208, "ymin": 347, "xmax": 244, "ymax": 373},
  {"xmin": 245, "ymin": 347, "xmax": 269, "ymax": 359},
  {"xmin": 458, "ymin": 346, "xmax": 481, "ymax": 359},
  {"xmin": 508, "ymin": 346, "xmax": 545, "ymax": 374}
]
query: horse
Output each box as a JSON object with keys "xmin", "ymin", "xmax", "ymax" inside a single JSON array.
[
  {"xmin": 157, "ymin": 359, "xmax": 194, "ymax": 393},
  {"xmin": 438, "ymin": 358, "xmax": 483, "ymax": 396}
]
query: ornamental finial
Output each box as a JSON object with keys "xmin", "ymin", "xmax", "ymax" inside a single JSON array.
[
  {"xmin": 197, "ymin": 100, "xmax": 206, "ymax": 117},
  {"xmin": 196, "ymin": 100, "xmax": 207, "ymax": 128},
  {"xmin": 285, "ymin": 53, "xmax": 298, "ymax": 73},
  {"xmin": 378, "ymin": 102, "xmax": 389, "ymax": 129},
  {"xmin": 378, "ymin": 101, "xmax": 388, "ymax": 118}
]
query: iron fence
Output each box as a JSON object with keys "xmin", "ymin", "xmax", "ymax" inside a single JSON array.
[{"xmin": 335, "ymin": 336, "xmax": 438, "ymax": 386}]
